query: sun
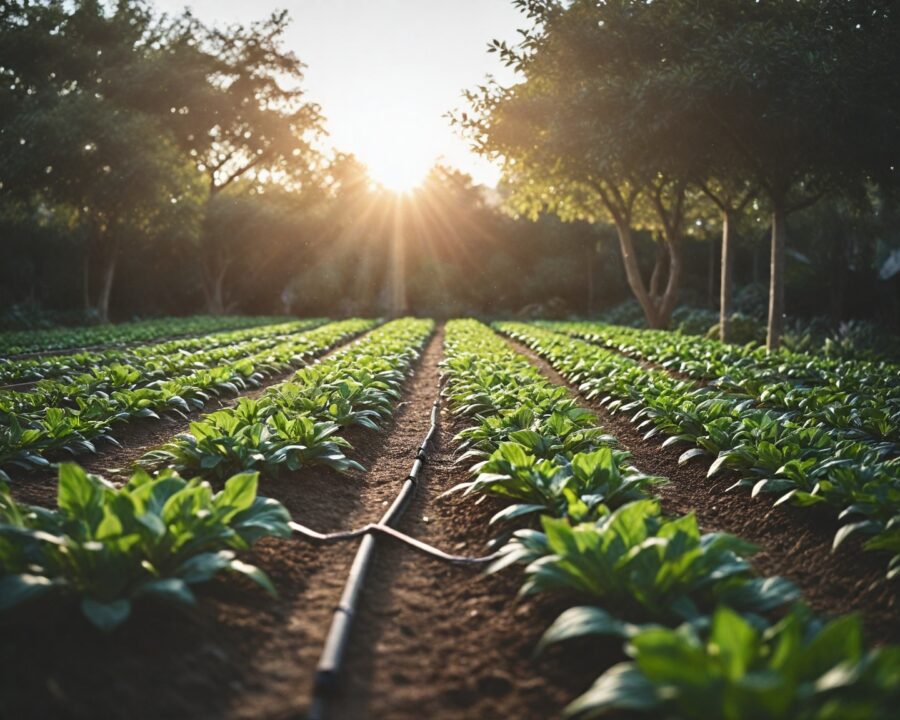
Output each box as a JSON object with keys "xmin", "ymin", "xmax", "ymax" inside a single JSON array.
[{"xmin": 368, "ymin": 156, "xmax": 429, "ymax": 194}]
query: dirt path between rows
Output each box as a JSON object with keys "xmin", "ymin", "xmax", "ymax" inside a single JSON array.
[
  {"xmin": 0, "ymin": 327, "xmax": 445, "ymax": 720},
  {"xmin": 328, "ymin": 332, "xmax": 606, "ymax": 720},
  {"xmin": 502, "ymin": 333, "xmax": 900, "ymax": 644}
]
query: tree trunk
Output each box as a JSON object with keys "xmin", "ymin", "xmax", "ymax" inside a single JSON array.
[
  {"xmin": 719, "ymin": 208, "xmax": 735, "ymax": 342},
  {"xmin": 707, "ymin": 239, "xmax": 717, "ymax": 309},
  {"xmin": 586, "ymin": 243, "xmax": 595, "ymax": 316},
  {"xmin": 613, "ymin": 221, "xmax": 662, "ymax": 328},
  {"xmin": 202, "ymin": 254, "xmax": 231, "ymax": 315},
  {"xmin": 649, "ymin": 242, "xmax": 666, "ymax": 299},
  {"xmin": 82, "ymin": 252, "xmax": 91, "ymax": 313},
  {"xmin": 766, "ymin": 204, "xmax": 787, "ymax": 352},
  {"xmin": 657, "ymin": 232, "xmax": 682, "ymax": 326},
  {"xmin": 613, "ymin": 220, "xmax": 682, "ymax": 330},
  {"xmin": 96, "ymin": 249, "xmax": 117, "ymax": 324},
  {"xmin": 210, "ymin": 267, "xmax": 227, "ymax": 315}
]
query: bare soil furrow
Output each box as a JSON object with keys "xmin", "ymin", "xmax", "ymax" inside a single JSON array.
[{"xmin": 329, "ymin": 335, "xmax": 602, "ymax": 720}]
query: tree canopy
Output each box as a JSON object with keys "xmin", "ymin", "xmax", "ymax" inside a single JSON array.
[{"xmin": 457, "ymin": 0, "xmax": 900, "ymax": 345}]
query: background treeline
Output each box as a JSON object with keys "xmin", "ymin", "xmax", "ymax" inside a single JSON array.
[
  {"xmin": 458, "ymin": 0, "xmax": 900, "ymax": 349},
  {"xmin": 1, "ymin": 1, "xmax": 899, "ymax": 343}
]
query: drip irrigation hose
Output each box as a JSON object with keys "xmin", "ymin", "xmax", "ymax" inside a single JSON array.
[
  {"xmin": 302, "ymin": 393, "xmax": 494, "ymax": 719},
  {"xmin": 289, "ymin": 520, "xmax": 503, "ymax": 565}
]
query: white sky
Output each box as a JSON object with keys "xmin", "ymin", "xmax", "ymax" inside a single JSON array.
[{"xmin": 154, "ymin": 0, "xmax": 523, "ymax": 189}]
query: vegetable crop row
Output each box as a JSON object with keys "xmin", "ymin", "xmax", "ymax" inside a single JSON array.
[
  {"xmin": 550, "ymin": 321, "xmax": 900, "ymax": 444},
  {"xmin": 0, "ymin": 314, "xmax": 287, "ymax": 356},
  {"xmin": 0, "ymin": 318, "xmax": 327, "ymax": 385},
  {"xmin": 0, "ymin": 318, "xmax": 434, "ymax": 632},
  {"xmin": 0, "ymin": 319, "xmax": 331, "ymax": 414},
  {"xmin": 0, "ymin": 319, "xmax": 377, "ymax": 479},
  {"xmin": 497, "ymin": 322, "xmax": 900, "ymax": 580},
  {"xmin": 143, "ymin": 317, "xmax": 434, "ymax": 480},
  {"xmin": 440, "ymin": 319, "xmax": 900, "ymax": 720}
]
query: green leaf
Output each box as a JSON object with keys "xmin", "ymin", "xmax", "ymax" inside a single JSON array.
[
  {"xmin": 228, "ymin": 558, "xmax": 277, "ymax": 597},
  {"xmin": 175, "ymin": 550, "xmax": 234, "ymax": 584},
  {"xmin": 537, "ymin": 605, "xmax": 640, "ymax": 654},
  {"xmin": 678, "ymin": 447, "xmax": 708, "ymax": 465},
  {"xmin": 564, "ymin": 663, "xmax": 660, "ymax": 718},
  {"xmin": 136, "ymin": 578, "xmax": 196, "ymax": 606},
  {"xmin": 81, "ymin": 597, "xmax": 132, "ymax": 632},
  {"xmin": 710, "ymin": 606, "xmax": 759, "ymax": 679},
  {"xmin": 58, "ymin": 463, "xmax": 101, "ymax": 517},
  {"xmin": 217, "ymin": 472, "xmax": 259, "ymax": 513},
  {"xmin": 490, "ymin": 503, "xmax": 547, "ymax": 524},
  {"xmin": 0, "ymin": 573, "xmax": 59, "ymax": 611},
  {"xmin": 799, "ymin": 614, "xmax": 863, "ymax": 680}
]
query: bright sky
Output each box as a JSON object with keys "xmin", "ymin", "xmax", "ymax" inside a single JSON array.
[{"xmin": 154, "ymin": 0, "xmax": 522, "ymax": 190}]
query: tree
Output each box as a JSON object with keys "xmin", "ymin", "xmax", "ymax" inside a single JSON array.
[
  {"xmin": 142, "ymin": 10, "xmax": 326, "ymax": 313},
  {"xmin": 677, "ymin": 0, "xmax": 900, "ymax": 349},
  {"xmin": 1, "ymin": 2, "xmax": 326, "ymax": 318},
  {"xmin": 459, "ymin": 0, "xmax": 900, "ymax": 344},
  {"xmin": 0, "ymin": 0, "xmax": 205, "ymax": 322},
  {"xmin": 457, "ymin": 0, "xmax": 714, "ymax": 329}
]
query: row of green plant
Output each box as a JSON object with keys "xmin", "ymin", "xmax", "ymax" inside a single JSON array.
[
  {"xmin": 0, "ymin": 320, "xmax": 376, "ymax": 479},
  {"xmin": 0, "ymin": 318, "xmax": 433, "ymax": 633},
  {"xmin": 142, "ymin": 317, "xmax": 434, "ymax": 480},
  {"xmin": 611, "ymin": 299, "xmax": 900, "ymax": 364},
  {"xmin": 549, "ymin": 321, "xmax": 900, "ymax": 444},
  {"xmin": 440, "ymin": 319, "xmax": 900, "ymax": 719},
  {"xmin": 0, "ymin": 318, "xmax": 326, "ymax": 385},
  {"xmin": 499, "ymin": 322, "xmax": 900, "ymax": 580},
  {"xmin": 0, "ymin": 315, "xmax": 287, "ymax": 356},
  {"xmin": 583, "ymin": 317, "xmax": 900, "ymax": 399},
  {"xmin": 0, "ymin": 320, "xmax": 330, "ymax": 414}
]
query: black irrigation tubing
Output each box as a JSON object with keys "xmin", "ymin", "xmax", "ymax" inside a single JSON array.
[
  {"xmin": 293, "ymin": 392, "xmax": 501, "ymax": 720},
  {"xmin": 0, "ymin": 380, "xmax": 37, "ymax": 392}
]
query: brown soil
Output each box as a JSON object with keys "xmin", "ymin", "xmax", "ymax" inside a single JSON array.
[
  {"xmin": 0, "ymin": 328, "xmax": 448, "ymax": 720},
  {"xmin": 504, "ymin": 335, "xmax": 900, "ymax": 644},
  {"xmin": 329, "ymin": 410, "xmax": 615, "ymax": 720}
]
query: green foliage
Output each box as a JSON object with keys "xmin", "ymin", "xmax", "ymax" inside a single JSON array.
[
  {"xmin": 0, "ymin": 0, "xmax": 326, "ymax": 317},
  {"xmin": 503, "ymin": 321, "xmax": 900, "ymax": 578},
  {"xmin": 566, "ymin": 605, "xmax": 900, "ymax": 720},
  {"xmin": 0, "ymin": 463, "xmax": 290, "ymax": 631},
  {"xmin": 0, "ymin": 315, "xmax": 284, "ymax": 356},
  {"xmin": 448, "ymin": 443, "xmax": 663, "ymax": 524},
  {"xmin": 443, "ymin": 319, "xmax": 897, "ymax": 719},
  {"xmin": 144, "ymin": 403, "xmax": 360, "ymax": 480},
  {"xmin": 493, "ymin": 500, "xmax": 797, "ymax": 625},
  {"xmin": 143, "ymin": 318, "xmax": 432, "ymax": 479},
  {"xmin": 0, "ymin": 319, "xmax": 370, "ymax": 475}
]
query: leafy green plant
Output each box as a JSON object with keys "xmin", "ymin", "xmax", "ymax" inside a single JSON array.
[
  {"xmin": 446, "ymin": 443, "xmax": 663, "ymax": 523},
  {"xmin": 492, "ymin": 500, "xmax": 797, "ymax": 625},
  {"xmin": 565, "ymin": 605, "xmax": 900, "ymax": 720},
  {"xmin": 0, "ymin": 319, "xmax": 374, "ymax": 476},
  {"xmin": 0, "ymin": 463, "xmax": 291, "ymax": 631},
  {"xmin": 141, "ymin": 404, "xmax": 362, "ymax": 479}
]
